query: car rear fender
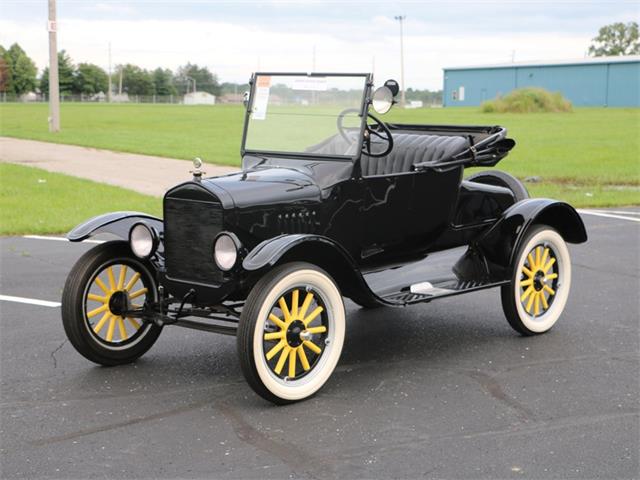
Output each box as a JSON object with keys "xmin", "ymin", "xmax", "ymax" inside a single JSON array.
[
  {"xmin": 67, "ymin": 211, "xmax": 163, "ymax": 242},
  {"xmin": 477, "ymin": 198, "xmax": 587, "ymax": 281},
  {"xmin": 243, "ymin": 234, "xmax": 383, "ymax": 307}
]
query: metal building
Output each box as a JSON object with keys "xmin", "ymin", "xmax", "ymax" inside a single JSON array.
[{"xmin": 443, "ymin": 56, "xmax": 640, "ymax": 107}]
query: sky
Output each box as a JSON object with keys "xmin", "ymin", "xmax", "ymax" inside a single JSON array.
[{"xmin": 1, "ymin": 0, "xmax": 638, "ymax": 90}]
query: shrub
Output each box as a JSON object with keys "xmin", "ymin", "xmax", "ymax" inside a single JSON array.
[{"xmin": 481, "ymin": 88, "xmax": 572, "ymax": 113}]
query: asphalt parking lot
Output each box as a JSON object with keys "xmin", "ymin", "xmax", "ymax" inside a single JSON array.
[{"xmin": 1, "ymin": 209, "xmax": 638, "ymax": 479}]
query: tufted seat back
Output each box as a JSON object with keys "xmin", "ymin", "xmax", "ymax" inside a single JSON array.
[{"xmin": 360, "ymin": 133, "xmax": 469, "ymax": 177}]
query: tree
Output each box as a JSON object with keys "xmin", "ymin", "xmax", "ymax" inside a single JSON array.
[
  {"xmin": 40, "ymin": 50, "xmax": 75, "ymax": 95},
  {"xmin": 152, "ymin": 68, "xmax": 176, "ymax": 96},
  {"xmin": 0, "ymin": 45, "xmax": 11, "ymax": 93},
  {"xmin": 176, "ymin": 63, "xmax": 220, "ymax": 95},
  {"xmin": 219, "ymin": 82, "xmax": 249, "ymax": 96},
  {"xmin": 116, "ymin": 64, "xmax": 155, "ymax": 95},
  {"xmin": 589, "ymin": 21, "xmax": 639, "ymax": 56},
  {"xmin": 74, "ymin": 63, "xmax": 108, "ymax": 95},
  {"xmin": 405, "ymin": 87, "xmax": 443, "ymax": 106},
  {"xmin": 3, "ymin": 43, "xmax": 37, "ymax": 95}
]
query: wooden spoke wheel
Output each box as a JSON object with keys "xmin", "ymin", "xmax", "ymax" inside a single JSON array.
[
  {"xmin": 262, "ymin": 287, "xmax": 329, "ymax": 381},
  {"xmin": 84, "ymin": 263, "xmax": 149, "ymax": 347},
  {"xmin": 62, "ymin": 241, "xmax": 162, "ymax": 366},
  {"xmin": 501, "ymin": 226, "xmax": 571, "ymax": 335},
  {"xmin": 237, "ymin": 262, "xmax": 345, "ymax": 404}
]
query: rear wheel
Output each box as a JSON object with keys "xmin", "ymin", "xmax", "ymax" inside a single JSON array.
[
  {"xmin": 237, "ymin": 262, "xmax": 346, "ymax": 404},
  {"xmin": 467, "ymin": 170, "xmax": 529, "ymax": 201},
  {"xmin": 61, "ymin": 241, "xmax": 162, "ymax": 366},
  {"xmin": 501, "ymin": 226, "xmax": 571, "ymax": 335}
]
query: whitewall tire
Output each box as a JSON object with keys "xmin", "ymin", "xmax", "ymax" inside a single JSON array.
[
  {"xmin": 501, "ymin": 226, "xmax": 571, "ymax": 335},
  {"xmin": 237, "ymin": 262, "xmax": 346, "ymax": 404}
]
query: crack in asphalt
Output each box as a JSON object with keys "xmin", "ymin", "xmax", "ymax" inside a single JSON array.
[
  {"xmin": 50, "ymin": 340, "xmax": 67, "ymax": 369},
  {"xmin": 217, "ymin": 401, "xmax": 335, "ymax": 479},
  {"xmin": 29, "ymin": 398, "xmax": 213, "ymax": 446},
  {"xmin": 459, "ymin": 369, "xmax": 536, "ymax": 423}
]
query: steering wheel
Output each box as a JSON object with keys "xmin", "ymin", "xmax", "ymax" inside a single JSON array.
[{"xmin": 337, "ymin": 108, "xmax": 394, "ymax": 158}]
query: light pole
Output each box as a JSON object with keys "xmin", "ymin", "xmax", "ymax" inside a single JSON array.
[
  {"xmin": 47, "ymin": 0, "xmax": 60, "ymax": 131},
  {"xmin": 394, "ymin": 15, "xmax": 406, "ymax": 108},
  {"xmin": 185, "ymin": 76, "xmax": 196, "ymax": 93},
  {"xmin": 107, "ymin": 42, "xmax": 112, "ymax": 102}
]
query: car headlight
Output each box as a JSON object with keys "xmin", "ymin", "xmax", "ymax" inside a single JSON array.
[
  {"xmin": 213, "ymin": 233, "xmax": 239, "ymax": 271},
  {"xmin": 129, "ymin": 223, "xmax": 158, "ymax": 259}
]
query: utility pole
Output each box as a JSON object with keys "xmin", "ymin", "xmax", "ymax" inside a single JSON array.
[
  {"xmin": 394, "ymin": 15, "xmax": 406, "ymax": 108},
  {"xmin": 118, "ymin": 67, "xmax": 123, "ymax": 95},
  {"xmin": 312, "ymin": 45, "xmax": 316, "ymax": 72},
  {"xmin": 47, "ymin": 0, "xmax": 60, "ymax": 131},
  {"xmin": 107, "ymin": 42, "xmax": 112, "ymax": 102},
  {"xmin": 185, "ymin": 76, "xmax": 196, "ymax": 93}
]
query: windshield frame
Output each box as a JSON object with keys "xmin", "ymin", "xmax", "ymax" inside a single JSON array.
[{"xmin": 240, "ymin": 72, "xmax": 373, "ymax": 162}]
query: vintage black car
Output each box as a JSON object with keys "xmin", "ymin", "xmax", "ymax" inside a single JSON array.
[{"xmin": 62, "ymin": 73, "xmax": 587, "ymax": 404}]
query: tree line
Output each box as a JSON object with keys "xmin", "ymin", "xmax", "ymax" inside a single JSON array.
[{"xmin": 0, "ymin": 43, "xmax": 235, "ymax": 97}]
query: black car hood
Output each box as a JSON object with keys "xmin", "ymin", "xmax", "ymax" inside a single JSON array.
[{"xmin": 201, "ymin": 167, "xmax": 321, "ymax": 209}]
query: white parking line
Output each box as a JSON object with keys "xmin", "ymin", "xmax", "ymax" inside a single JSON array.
[
  {"xmin": 578, "ymin": 210, "xmax": 640, "ymax": 223},
  {"xmin": 0, "ymin": 295, "xmax": 61, "ymax": 308},
  {"xmin": 23, "ymin": 235, "xmax": 104, "ymax": 244},
  {"xmin": 586, "ymin": 209, "xmax": 640, "ymax": 216}
]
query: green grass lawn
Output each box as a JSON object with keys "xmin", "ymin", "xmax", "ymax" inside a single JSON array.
[
  {"xmin": 0, "ymin": 103, "xmax": 246, "ymax": 165},
  {"xmin": 1, "ymin": 103, "xmax": 639, "ymax": 210},
  {"xmin": 0, "ymin": 163, "xmax": 161, "ymax": 235}
]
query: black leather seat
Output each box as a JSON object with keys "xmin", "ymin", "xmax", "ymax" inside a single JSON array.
[{"xmin": 360, "ymin": 133, "xmax": 469, "ymax": 177}]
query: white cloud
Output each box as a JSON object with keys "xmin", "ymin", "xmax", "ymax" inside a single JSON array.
[
  {"xmin": 0, "ymin": 17, "xmax": 591, "ymax": 89},
  {"xmin": 93, "ymin": 3, "xmax": 136, "ymax": 15}
]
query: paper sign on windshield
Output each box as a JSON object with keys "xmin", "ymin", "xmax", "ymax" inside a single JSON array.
[
  {"xmin": 252, "ymin": 76, "xmax": 271, "ymax": 120},
  {"xmin": 292, "ymin": 77, "xmax": 328, "ymax": 91}
]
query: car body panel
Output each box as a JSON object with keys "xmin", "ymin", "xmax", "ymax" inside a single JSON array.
[
  {"xmin": 67, "ymin": 211, "xmax": 163, "ymax": 243},
  {"xmin": 65, "ymin": 71, "xmax": 587, "ymax": 310}
]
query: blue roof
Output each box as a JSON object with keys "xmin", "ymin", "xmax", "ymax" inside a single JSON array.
[{"xmin": 444, "ymin": 55, "xmax": 640, "ymax": 71}]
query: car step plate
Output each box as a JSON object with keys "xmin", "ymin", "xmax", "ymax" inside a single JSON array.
[{"xmin": 409, "ymin": 281, "xmax": 454, "ymax": 296}]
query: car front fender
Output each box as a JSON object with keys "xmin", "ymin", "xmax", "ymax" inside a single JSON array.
[
  {"xmin": 67, "ymin": 211, "xmax": 163, "ymax": 242},
  {"xmin": 477, "ymin": 198, "xmax": 587, "ymax": 281},
  {"xmin": 242, "ymin": 234, "xmax": 384, "ymax": 308}
]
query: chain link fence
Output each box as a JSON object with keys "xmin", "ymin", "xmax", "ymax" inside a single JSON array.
[
  {"xmin": 1, "ymin": 93, "xmax": 443, "ymax": 108},
  {"xmin": 0, "ymin": 92, "xmax": 247, "ymax": 104}
]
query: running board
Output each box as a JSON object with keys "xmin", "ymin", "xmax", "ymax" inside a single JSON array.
[
  {"xmin": 362, "ymin": 246, "xmax": 508, "ymax": 306},
  {"xmin": 382, "ymin": 279, "xmax": 507, "ymax": 305}
]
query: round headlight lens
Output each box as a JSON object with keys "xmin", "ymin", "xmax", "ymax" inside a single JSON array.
[
  {"xmin": 129, "ymin": 223, "xmax": 155, "ymax": 258},
  {"xmin": 214, "ymin": 234, "xmax": 238, "ymax": 271}
]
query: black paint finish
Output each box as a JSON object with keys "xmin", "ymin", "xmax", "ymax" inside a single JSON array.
[{"xmin": 67, "ymin": 84, "xmax": 587, "ymax": 308}]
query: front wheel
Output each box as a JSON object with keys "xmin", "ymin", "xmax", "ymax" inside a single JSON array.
[
  {"xmin": 501, "ymin": 226, "xmax": 572, "ymax": 335},
  {"xmin": 237, "ymin": 262, "xmax": 346, "ymax": 404},
  {"xmin": 61, "ymin": 241, "xmax": 162, "ymax": 366}
]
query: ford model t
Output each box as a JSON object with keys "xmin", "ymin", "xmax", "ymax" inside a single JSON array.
[{"xmin": 62, "ymin": 73, "xmax": 587, "ymax": 404}]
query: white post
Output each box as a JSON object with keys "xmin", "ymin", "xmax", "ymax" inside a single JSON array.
[
  {"xmin": 394, "ymin": 15, "xmax": 407, "ymax": 108},
  {"xmin": 48, "ymin": 0, "xmax": 60, "ymax": 131},
  {"xmin": 107, "ymin": 42, "xmax": 112, "ymax": 102}
]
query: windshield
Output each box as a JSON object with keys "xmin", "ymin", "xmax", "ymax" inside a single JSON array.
[{"xmin": 243, "ymin": 73, "xmax": 369, "ymax": 159}]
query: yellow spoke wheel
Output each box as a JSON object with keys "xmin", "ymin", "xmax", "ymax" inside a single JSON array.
[
  {"xmin": 61, "ymin": 242, "xmax": 162, "ymax": 366},
  {"xmin": 262, "ymin": 287, "xmax": 329, "ymax": 381},
  {"xmin": 501, "ymin": 226, "xmax": 572, "ymax": 336},
  {"xmin": 518, "ymin": 244, "xmax": 559, "ymax": 318},
  {"xmin": 84, "ymin": 262, "xmax": 149, "ymax": 346},
  {"xmin": 237, "ymin": 262, "xmax": 346, "ymax": 405}
]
